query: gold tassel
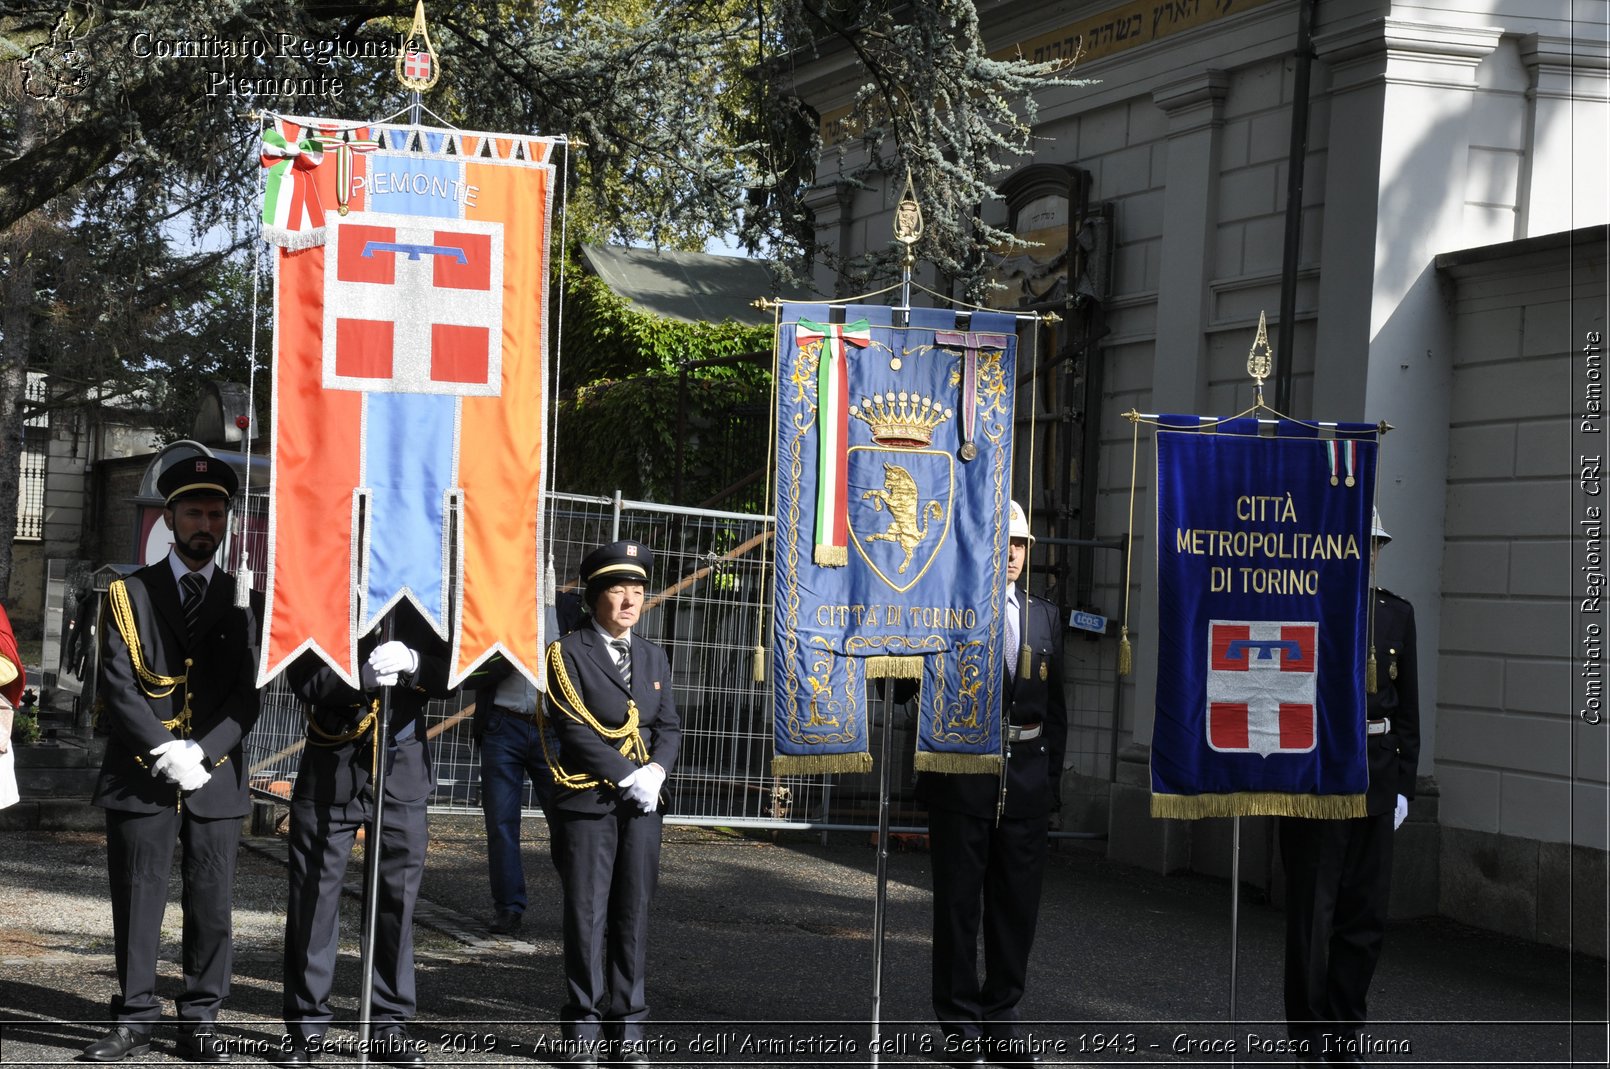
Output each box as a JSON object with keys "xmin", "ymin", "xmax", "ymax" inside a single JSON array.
[
  {"xmin": 1150, "ymin": 791, "xmax": 1367, "ymax": 820},
  {"xmin": 813, "ymin": 544, "xmax": 848, "ymax": 567},
  {"xmin": 1017, "ymin": 644, "xmax": 1033, "ymax": 680},
  {"xmin": 865, "ymin": 655, "xmax": 924, "ymax": 680},
  {"xmin": 771, "ymin": 751, "xmax": 874, "ymax": 776},
  {"xmin": 914, "ymin": 752, "xmax": 1004, "ymax": 775},
  {"xmin": 1118, "ymin": 625, "xmax": 1132, "ymax": 676},
  {"xmin": 752, "ymin": 644, "xmax": 766, "ymax": 683},
  {"xmin": 1366, "ymin": 647, "xmax": 1377, "ymax": 694}
]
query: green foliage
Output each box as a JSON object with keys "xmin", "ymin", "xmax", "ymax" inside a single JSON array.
[
  {"xmin": 561, "ymin": 267, "xmax": 770, "ymax": 382},
  {"xmin": 11, "ymin": 707, "xmax": 41, "ymax": 746},
  {"xmin": 554, "ymin": 266, "xmax": 771, "ymax": 507}
]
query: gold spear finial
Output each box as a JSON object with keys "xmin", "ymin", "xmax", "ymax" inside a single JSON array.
[
  {"xmin": 893, "ymin": 168, "xmax": 923, "ymax": 267},
  {"xmin": 1247, "ymin": 310, "xmax": 1273, "ymax": 388},
  {"xmin": 396, "ymin": 0, "xmax": 441, "ymax": 92}
]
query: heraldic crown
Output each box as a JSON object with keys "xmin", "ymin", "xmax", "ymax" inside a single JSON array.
[{"xmin": 850, "ymin": 391, "xmax": 953, "ymax": 449}]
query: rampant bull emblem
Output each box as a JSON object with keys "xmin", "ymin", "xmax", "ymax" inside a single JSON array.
[
  {"xmin": 848, "ymin": 450, "xmax": 953, "ymax": 593},
  {"xmin": 862, "ymin": 464, "xmax": 942, "ymax": 574}
]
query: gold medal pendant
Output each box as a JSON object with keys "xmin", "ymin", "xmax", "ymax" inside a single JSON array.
[{"xmin": 1038, "ymin": 659, "xmax": 1048, "ymax": 681}]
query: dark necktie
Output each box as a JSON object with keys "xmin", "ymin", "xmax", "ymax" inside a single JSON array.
[
  {"xmin": 181, "ymin": 572, "xmax": 207, "ymax": 642},
  {"xmin": 610, "ymin": 638, "xmax": 632, "ymax": 688},
  {"xmin": 1006, "ymin": 591, "xmax": 1019, "ymax": 678}
]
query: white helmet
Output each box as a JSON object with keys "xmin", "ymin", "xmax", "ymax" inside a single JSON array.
[
  {"xmin": 1371, "ymin": 507, "xmax": 1391, "ymax": 544},
  {"xmin": 1009, "ymin": 500, "xmax": 1034, "ymax": 543}
]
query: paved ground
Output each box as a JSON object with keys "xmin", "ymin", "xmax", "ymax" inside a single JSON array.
[{"xmin": 0, "ymin": 813, "xmax": 1605, "ymax": 1067}]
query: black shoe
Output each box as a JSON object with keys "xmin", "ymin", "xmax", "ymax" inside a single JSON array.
[
  {"xmin": 270, "ymin": 1035, "xmax": 321, "ymax": 1067},
  {"xmin": 372, "ymin": 1026, "xmax": 427, "ymax": 1067},
  {"xmin": 988, "ymin": 1033, "xmax": 1041, "ymax": 1067},
  {"xmin": 176, "ymin": 1029, "xmax": 231, "ymax": 1063},
  {"xmin": 488, "ymin": 908, "xmax": 523, "ymax": 935},
  {"xmin": 81, "ymin": 1026, "xmax": 152, "ymax": 1062}
]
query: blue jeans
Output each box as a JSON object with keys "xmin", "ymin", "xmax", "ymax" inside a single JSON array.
[{"xmin": 479, "ymin": 708, "xmax": 557, "ymax": 915}]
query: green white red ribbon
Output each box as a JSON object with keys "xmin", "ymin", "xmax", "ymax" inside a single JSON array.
[
  {"xmin": 797, "ymin": 318, "xmax": 872, "ymax": 566},
  {"xmin": 260, "ymin": 127, "xmax": 326, "ymax": 248}
]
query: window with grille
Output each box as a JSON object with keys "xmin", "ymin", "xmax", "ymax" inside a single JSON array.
[{"xmin": 14, "ymin": 373, "xmax": 48, "ymax": 541}]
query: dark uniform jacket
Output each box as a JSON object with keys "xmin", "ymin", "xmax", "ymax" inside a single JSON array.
[
  {"xmin": 543, "ymin": 626, "xmax": 681, "ymax": 816},
  {"xmin": 287, "ymin": 611, "xmax": 453, "ymax": 806},
  {"xmin": 94, "ymin": 562, "xmax": 261, "ymax": 819},
  {"xmin": 916, "ymin": 590, "xmax": 1067, "ymax": 820},
  {"xmin": 1366, "ymin": 588, "xmax": 1420, "ymax": 815}
]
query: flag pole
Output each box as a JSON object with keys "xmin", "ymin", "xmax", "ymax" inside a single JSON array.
[
  {"xmin": 869, "ymin": 175, "xmax": 922, "ymax": 1064},
  {"xmin": 354, "ymin": 8, "xmax": 438, "ymax": 1063},
  {"xmin": 869, "ymin": 681, "xmax": 898, "ymax": 1066},
  {"xmin": 1229, "ymin": 814, "xmax": 1241, "ymax": 1064},
  {"xmin": 355, "ymin": 613, "xmax": 395, "ymax": 1067}
]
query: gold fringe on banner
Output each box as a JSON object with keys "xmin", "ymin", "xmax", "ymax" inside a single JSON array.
[
  {"xmin": 865, "ymin": 655, "xmax": 924, "ymax": 680},
  {"xmin": 1150, "ymin": 791, "xmax": 1367, "ymax": 820},
  {"xmin": 752, "ymin": 645, "xmax": 766, "ymax": 683},
  {"xmin": 813, "ymin": 545, "xmax": 848, "ymax": 567},
  {"xmin": 914, "ymin": 752, "xmax": 1004, "ymax": 775},
  {"xmin": 771, "ymin": 752, "xmax": 874, "ymax": 776}
]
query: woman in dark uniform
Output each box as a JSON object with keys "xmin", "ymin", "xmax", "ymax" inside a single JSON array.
[{"xmin": 543, "ymin": 541, "xmax": 681, "ymax": 1069}]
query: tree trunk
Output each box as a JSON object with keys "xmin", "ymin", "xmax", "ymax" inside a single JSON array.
[{"xmin": 0, "ymin": 226, "xmax": 34, "ymax": 604}]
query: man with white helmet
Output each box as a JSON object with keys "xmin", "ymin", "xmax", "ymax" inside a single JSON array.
[
  {"xmin": 918, "ymin": 500, "xmax": 1067, "ymax": 1068},
  {"xmin": 1279, "ymin": 507, "xmax": 1420, "ymax": 1068}
]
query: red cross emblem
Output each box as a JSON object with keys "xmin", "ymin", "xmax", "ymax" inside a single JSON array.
[
  {"xmin": 1205, "ymin": 620, "xmax": 1317, "ymax": 756},
  {"xmin": 404, "ymin": 51, "xmax": 431, "ymax": 82},
  {"xmin": 322, "ymin": 212, "xmax": 505, "ymax": 397}
]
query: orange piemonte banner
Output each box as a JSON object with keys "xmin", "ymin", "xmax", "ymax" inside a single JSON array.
[{"xmin": 258, "ymin": 115, "xmax": 553, "ymax": 689}]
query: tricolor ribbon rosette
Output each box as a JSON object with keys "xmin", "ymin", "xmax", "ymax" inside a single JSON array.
[{"xmin": 260, "ymin": 128, "xmax": 327, "ymax": 248}]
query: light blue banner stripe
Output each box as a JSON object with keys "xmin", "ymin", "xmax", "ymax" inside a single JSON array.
[
  {"xmin": 361, "ymin": 153, "xmax": 463, "ymax": 628},
  {"xmin": 365, "ymin": 392, "xmax": 455, "ymax": 627}
]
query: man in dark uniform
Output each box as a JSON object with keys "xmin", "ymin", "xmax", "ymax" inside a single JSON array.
[
  {"xmin": 1280, "ymin": 508, "xmax": 1420, "ymax": 1068},
  {"xmin": 86, "ymin": 454, "xmax": 261, "ymax": 1064},
  {"xmin": 543, "ymin": 541, "xmax": 680, "ymax": 1068},
  {"xmin": 917, "ymin": 501, "xmax": 1067, "ymax": 1069},
  {"xmin": 272, "ymin": 604, "xmax": 452, "ymax": 1067},
  {"xmin": 473, "ymin": 590, "xmax": 583, "ymax": 935}
]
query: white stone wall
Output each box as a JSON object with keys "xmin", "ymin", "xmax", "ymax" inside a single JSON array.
[{"xmin": 1438, "ymin": 236, "xmax": 1606, "ymax": 849}]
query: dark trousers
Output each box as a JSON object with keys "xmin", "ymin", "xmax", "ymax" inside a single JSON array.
[
  {"xmin": 105, "ymin": 806, "xmax": 240, "ymax": 1030},
  {"xmin": 928, "ymin": 806, "xmax": 1049, "ymax": 1042},
  {"xmin": 551, "ymin": 806, "xmax": 662, "ymax": 1046},
  {"xmin": 479, "ymin": 709, "xmax": 557, "ymax": 914},
  {"xmin": 1280, "ymin": 811, "xmax": 1395, "ymax": 1054},
  {"xmin": 282, "ymin": 793, "xmax": 427, "ymax": 1038}
]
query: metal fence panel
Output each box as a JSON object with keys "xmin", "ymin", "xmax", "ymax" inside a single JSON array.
[{"xmin": 241, "ymin": 493, "xmax": 1124, "ymax": 832}]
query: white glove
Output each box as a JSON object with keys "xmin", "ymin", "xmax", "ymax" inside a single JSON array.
[
  {"xmin": 1393, "ymin": 793, "xmax": 1409, "ymax": 831},
  {"xmin": 174, "ymin": 761, "xmax": 212, "ymax": 792},
  {"xmin": 176, "ymin": 739, "xmax": 207, "ymax": 770},
  {"xmin": 618, "ymin": 766, "xmax": 660, "ymax": 813},
  {"xmin": 149, "ymin": 739, "xmax": 187, "ymax": 783},
  {"xmin": 368, "ymin": 641, "xmax": 419, "ymax": 678},
  {"xmin": 359, "ymin": 663, "xmax": 396, "ymax": 689},
  {"xmin": 635, "ymin": 762, "xmax": 666, "ymax": 802}
]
